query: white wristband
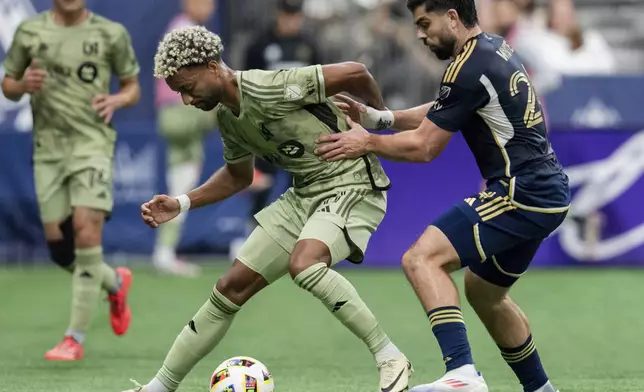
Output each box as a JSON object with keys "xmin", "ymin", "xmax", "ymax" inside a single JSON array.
[
  {"xmin": 362, "ymin": 107, "xmax": 394, "ymax": 130},
  {"xmin": 176, "ymin": 194, "xmax": 191, "ymax": 214}
]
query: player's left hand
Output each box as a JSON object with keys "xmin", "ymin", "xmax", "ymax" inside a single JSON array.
[
  {"xmin": 314, "ymin": 117, "xmax": 370, "ymax": 161},
  {"xmin": 92, "ymin": 94, "xmax": 125, "ymax": 124}
]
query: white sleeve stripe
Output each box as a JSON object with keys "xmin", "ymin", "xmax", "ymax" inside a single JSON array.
[{"xmin": 315, "ymin": 64, "xmax": 326, "ymax": 102}]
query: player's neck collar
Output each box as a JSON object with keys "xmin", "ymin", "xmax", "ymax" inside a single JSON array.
[{"xmin": 453, "ymin": 31, "xmax": 483, "ymax": 59}]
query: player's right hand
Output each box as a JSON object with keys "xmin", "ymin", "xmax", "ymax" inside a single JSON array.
[
  {"xmin": 333, "ymin": 94, "xmax": 367, "ymax": 125},
  {"xmin": 333, "ymin": 94, "xmax": 394, "ymax": 131},
  {"xmin": 21, "ymin": 60, "xmax": 47, "ymax": 94},
  {"xmin": 140, "ymin": 195, "xmax": 180, "ymax": 228}
]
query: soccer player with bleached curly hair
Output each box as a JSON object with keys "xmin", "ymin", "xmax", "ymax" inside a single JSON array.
[{"xmin": 123, "ymin": 25, "xmax": 412, "ymax": 392}]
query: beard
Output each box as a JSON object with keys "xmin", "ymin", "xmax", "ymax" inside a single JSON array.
[
  {"xmin": 194, "ymin": 100, "xmax": 217, "ymax": 111},
  {"xmin": 426, "ymin": 35, "xmax": 457, "ymax": 61}
]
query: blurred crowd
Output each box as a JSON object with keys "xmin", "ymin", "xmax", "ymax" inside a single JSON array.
[{"xmin": 219, "ymin": 0, "xmax": 644, "ymax": 108}]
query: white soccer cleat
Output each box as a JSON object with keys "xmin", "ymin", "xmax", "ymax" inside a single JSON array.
[
  {"xmin": 378, "ymin": 355, "xmax": 414, "ymax": 392},
  {"xmin": 120, "ymin": 379, "xmax": 146, "ymax": 392},
  {"xmin": 534, "ymin": 381, "xmax": 559, "ymax": 392},
  {"xmin": 409, "ymin": 365, "xmax": 488, "ymax": 392}
]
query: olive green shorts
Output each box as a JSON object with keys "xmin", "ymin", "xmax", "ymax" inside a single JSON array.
[
  {"xmin": 236, "ymin": 186, "xmax": 387, "ymax": 283},
  {"xmin": 34, "ymin": 155, "xmax": 113, "ymax": 223}
]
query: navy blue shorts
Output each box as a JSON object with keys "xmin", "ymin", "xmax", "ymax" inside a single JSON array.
[{"xmin": 433, "ymin": 181, "xmax": 568, "ymax": 287}]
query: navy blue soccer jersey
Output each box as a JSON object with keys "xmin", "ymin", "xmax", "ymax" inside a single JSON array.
[{"xmin": 427, "ymin": 33, "xmax": 570, "ymax": 212}]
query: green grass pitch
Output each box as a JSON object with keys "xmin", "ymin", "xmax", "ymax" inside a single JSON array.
[{"xmin": 1, "ymin": 263, "xmax": 643, "ymax": 391}]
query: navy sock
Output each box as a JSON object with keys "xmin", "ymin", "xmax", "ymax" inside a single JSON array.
[
  {"xmin": 428, "ymin": 306, "xmax": 474, "ymax": 372},
  {"xmin": 500, "ymin": 335, "xmax": 549, "ymax": 392}
]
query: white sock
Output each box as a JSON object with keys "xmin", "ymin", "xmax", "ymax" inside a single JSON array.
[
  {"xmin": 65, "ymin": 329, "xmax": 85, "ymax": 344},
  {"xmin": 146, "ymin": 377, "xmax": 171, "ymax": 392},
  {"xmin": 535, "ymin": 381, "xmax": 557, "ymax": 392},
  {"xmin": 153, "ymin": 245, "xmax": 176, "ymax": 268},
  {"xmin": 168, "ymin": 162, "xmax": 201, "ymax": 197},
  {"xmin": 374, "ymin": 341, "xmax": 403, "ymax": 362}
]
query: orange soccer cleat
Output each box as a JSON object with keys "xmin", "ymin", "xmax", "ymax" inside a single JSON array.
[
  {"xmin": 108, "ymin": 267, "xmax": 133, "ymax": 336},
  {"xmin": 45, "ymin": 336, "xmax": 84, "ymax": 361}
]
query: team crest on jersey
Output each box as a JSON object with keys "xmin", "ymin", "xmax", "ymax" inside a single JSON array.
[
  {"xmin": 284, "ymin": 84, "xmax": 303, "ymax": 101},
  {"xmin": 439, "ymin": 86, "xmax": 451, "ymax": 100}
]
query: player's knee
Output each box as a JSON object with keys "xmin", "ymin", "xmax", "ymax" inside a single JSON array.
[
  {"xmin": 73, "ymin": 224, "xmax": 101, "ymax": 248},
  {"xmin": 288, "ymin": 239, "xmax": 332, "ymax": 279},
  {"xmin": 464, "ymin": 270, "xmax": 507, "ymax": 309},
  {"xmin": 215, "ymin": 260, "xmax": 268, "ymax": 306},
  {"xmin": 401, "ymin": 246, "xmax": 446, "ymax": 274},
  {"xmin": 73, "ymin": 209, "xmax": 104, "ymax": 247},
  {"xmin": 402, "ymin": 226, "xmax": 460, "ymax": 275}
]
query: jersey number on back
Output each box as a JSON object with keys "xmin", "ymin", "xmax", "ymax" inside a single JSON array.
[{"xmin": 509, "ymin": 70, "xmax": 543, "ymax": 128}]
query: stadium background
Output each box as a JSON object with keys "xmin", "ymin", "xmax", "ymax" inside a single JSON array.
[
  {"xmin": 5, "ymin": 0, "xmax": 644, "ymax": 266},
  {"xmin": 1, "ymin": 0, "xmax": 643, "ymax": 267},
  {"xmin": 2, "ymin": 1, "xmax": 644, "ymax": 392}
]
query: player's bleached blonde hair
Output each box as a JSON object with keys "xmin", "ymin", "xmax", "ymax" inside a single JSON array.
[{"xmin": 153, "ymin": 25, "xmax": 224, "ymax": 79}]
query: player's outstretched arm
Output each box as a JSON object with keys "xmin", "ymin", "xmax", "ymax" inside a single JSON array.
[
  {"xmin": 321, "ymin": 62, "xmax": 386, "ymax": 110},
  {"xmin": 315, "ymin": 117, "xmax": 453, "ymax": 163},
  {"xmin": 140, "ymin": 159, "xmax": 254, "ymax": 228},
  {"xmin": 391, "ymin": 102, "xmax": 435, "ymax": 131},
  {"xmin": 333, "ymin": 94, "xmax": 433, "ymax": 132},
  {"xmin": 366, "ymin": 118, "xmax": 453, "ymax": 162},
  {"xmin": 187, "ymin": 158, "xmax": 255, "ymax": 209}
]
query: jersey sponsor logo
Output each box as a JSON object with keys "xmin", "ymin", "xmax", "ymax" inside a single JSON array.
[
  {"xmin": 51, "ymin": 62, "xmax": 72, "ymax": 77},
  {"xmin": 284, "ymin": 84, "xmax": 303, "ymax": 101},
  {"xmin": 77, "ymin": 61, "xmax": 98, "ymax": 83},
  {"xmin": 277, "ymin": 139, "xmax": 305, "ymax": 158},
  {"xmin": 439, "ymin": 85, "xmax": 451, "ymax": 100}
]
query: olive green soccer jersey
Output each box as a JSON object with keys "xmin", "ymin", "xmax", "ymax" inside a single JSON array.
[
  {"xmin": 216, "ymin": 65, "xmax": 391, "ymax": 194},
  {"xmin": 3, "ymin": 12, "xmax": 140, "ymax": 160}
]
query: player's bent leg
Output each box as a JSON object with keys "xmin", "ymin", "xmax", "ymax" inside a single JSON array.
[
  {"xmin": 45, "ymin": 208, "xmax": 107, "ymax": 360},
  {"xmin": 464, "ymin": 245, "xmax": 558, "ymax": 392},
  {"xmin": 403, "ymin": 226, "xmax": 486, "ymax": 392},
  {"xmin": 289, "ymin": 218, "xmax": 411, "ymax": 392},
  {"xmin": 67, "ymin": 208, "xmax": 110, "ymax": 341},
  {"xmin": 141, "ymin": 230, "xmax": 280, "ymax": 392}
]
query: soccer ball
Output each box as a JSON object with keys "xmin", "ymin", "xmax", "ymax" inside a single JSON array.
[{"xmin": 209, "ymin": 356, "xmax": 274, "ymax": 392}]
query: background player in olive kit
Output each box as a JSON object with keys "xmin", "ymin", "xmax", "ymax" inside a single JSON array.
[
  {"xmin": 1, "ymin": 0, "xmax": 140, "ymax": 361},
  {"xmin": 153, "ymin": 0, "xmax": 218, "ymax": 278},
  {"xmin": 128, "ymin": 26, "xmax": 412, "ymax": 392},
  {"xmin": 315, "ymin": 1, "xmax": 570, "ymax": 392}
]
